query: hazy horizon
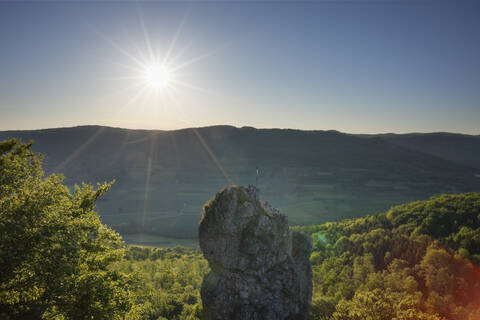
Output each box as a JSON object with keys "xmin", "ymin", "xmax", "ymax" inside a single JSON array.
[
  {"xmin": 1, "ymin": 1, "xmax": 480, "ymax": 134},
  {"xmin": 1, "ymin": 123, "xmax": 480, "ymax": 136}
]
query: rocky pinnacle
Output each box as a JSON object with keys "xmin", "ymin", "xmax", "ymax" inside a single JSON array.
[{"xmin": 199, "ymin": 185, "xmax": 312, "ymax": 320}]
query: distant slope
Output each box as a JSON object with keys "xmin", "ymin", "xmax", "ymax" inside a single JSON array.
[
  {"xmin": 376, "ymin": 132, "xmax": 480, "ymax": 169},
  {"xmin": 1, "ymin": 125, "xmax": 479, "ymax": 241}
]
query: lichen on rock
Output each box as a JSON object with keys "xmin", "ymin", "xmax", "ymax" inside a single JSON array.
[{"xmin": 199, "ymin": 185, "xmax": 312, "ymax": 320}]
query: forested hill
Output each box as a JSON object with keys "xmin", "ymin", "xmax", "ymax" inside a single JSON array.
[
  {"xmin": 0, "ymin": 125, "xmax": 479, "ymax": 242},
  {"xmin": 110, "ymin": 192, "xmax": 480, "ymax": 320},
  {"xmin": 294, "ymin": 192, "xmax": 480, "ymax": 320}
]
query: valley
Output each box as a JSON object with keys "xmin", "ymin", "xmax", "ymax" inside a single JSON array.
[{"xmin": 1, "ymin": 125, "xmax": 479, "ymax": 245}]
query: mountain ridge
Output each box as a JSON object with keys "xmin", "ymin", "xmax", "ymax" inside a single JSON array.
[
  {"xmin": 1, "ymin": 125, "xmax": 479, "ymax": 243},
  {"xmin": 3, "ymin": 124, "xmax": 478, "ymax": 136}
]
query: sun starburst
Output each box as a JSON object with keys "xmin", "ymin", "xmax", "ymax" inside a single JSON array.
[
  {"xmin": 144, "ymin": 64, "xmax": 171, "ymax": 90},
  {"xmin": 90, "ymin": 5, "xmax": 220, "ymax": 117}
]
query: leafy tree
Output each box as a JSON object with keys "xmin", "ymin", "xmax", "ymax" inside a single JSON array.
[
  {"xmin": 298, "ymin": 192, "xmax": 480, "ymax": 320},
  {"xmin": 111, "ymin": 246, "xmax": 208, "ymax": 320},
  {"xmin": 0, "ymin": 139, "xmax": 136, "ymax": 319}
]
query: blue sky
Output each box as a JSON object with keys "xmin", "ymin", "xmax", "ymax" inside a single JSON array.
[{"xmin": 1, "ymin": 1, "xmax": 479, "ymax": 134}]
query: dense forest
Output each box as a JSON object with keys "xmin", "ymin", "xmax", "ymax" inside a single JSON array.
[
  {"xmin": 118, "ymin": 193, "xmax": 480, "ymax": 320},
  {"xmin": 1, "ymin": 138, "xmax": 480, "ymax": 319},
  {"xmin": 112, "ymin": 246, "xmax": 207, "ymax": 320},
  {"xmin": 295, "ymin": 192, "xmax": 480, "ymax": 319}
]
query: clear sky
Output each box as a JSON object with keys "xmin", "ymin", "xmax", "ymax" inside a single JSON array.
[{"xmin": 1, "ymin": 1, "xmax": 479, "ymax": 134}]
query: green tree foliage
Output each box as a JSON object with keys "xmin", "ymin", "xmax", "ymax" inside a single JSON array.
[
  {"xmin": 294, "ymin": 192, "xmax": 480, "ymax": 320},
  {"xmin": 0, "ymin": 139, "xmax": 136, "ymax": 319},
  {"xmin": 111, "ymin": 246, "xmax": 209, "ymax": 320}
]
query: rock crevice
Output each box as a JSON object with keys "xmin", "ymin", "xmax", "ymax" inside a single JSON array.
[{"xmin": 199, "ymin": 186, "xmax": 312, "ymax": 320}]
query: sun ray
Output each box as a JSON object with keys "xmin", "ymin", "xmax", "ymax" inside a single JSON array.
[
  {"xmin": 74, "ymin": 81, "xmax": 145, "ymax": 118},
  {"xmin": 108, "ymin": 60, "xmax": 147, "ymax": 74},
  {"xmin": 130, "ymin": 38, "xmax": 151, "ymax": 64},
  {"xmin": 164, "ymin": 41, "xmax": 192, "ymax": 69},
  {"xmin": 169, "ymin": 79, "xmax": 213, "ymax": 95},
  {"xmin": 191, "ymin": 128, "xmax": 233, "ymax": 185},
  {"xmin": 98, "ymin": 76, "xmax": 146, "ymax": 81},
  {"xmin": 85, "ymin": 22, "xmax": 147, "ymax": 70},
  {"xmin": 164, "ymin": 86, "xmax": 183, "ymax": 106},
  {"xmin": 169, "ymin": 42, "xmax": 232, "ymax": 73},
  {"xmin": 54, "ymin": 127, "xmax": 106, "ymax": 173},
  {"xmin": 136, "ymin": 3, "xmax": 156, "ymax": 62},
  {"xmin": 141, "ymin": 133, "xmax": 157, "ymax": 240},
  {"xmin": 117, "ymin": 85, "xmax": 150, "ymax": 113},
  {"xmin": 88, "ymin": 5, "xmax": 234, "ymax": 189},
  {"xmin": 162, "ymin": 9, "xmax": 190, "ymax": 66}
]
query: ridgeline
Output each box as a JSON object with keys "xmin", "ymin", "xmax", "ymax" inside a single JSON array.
[{"xmin": 1, "ymin": 125, "xmax": 479, "ymax": 244}]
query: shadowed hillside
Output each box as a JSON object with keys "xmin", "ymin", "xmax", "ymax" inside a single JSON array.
[
  {"xmin": 379, "ymin": 132, "xmax": 480, "ymax": 169},
  {"xmin": 1, "ymin": 125, "xmax": 479, "ymax": 244}
]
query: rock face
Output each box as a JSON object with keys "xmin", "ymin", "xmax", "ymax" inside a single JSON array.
[{"xmin": 199, "ymin": 186, "xmax": 312, "ymax": 320}]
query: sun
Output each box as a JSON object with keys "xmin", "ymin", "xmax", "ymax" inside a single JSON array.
[
  {"xmin": 101, "ymin": 6, "xmax": 218, "ymax": 111},
  {"xmin": 144, "ymin": 64, "xmax": 171, "ymax": 89}
]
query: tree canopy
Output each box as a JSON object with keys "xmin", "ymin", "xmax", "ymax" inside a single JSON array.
[
  {"xmin": 295, "ymin": 192, "xmax": 480, "ymax": 320},
  {"xmin": 0, "ymin": 139, "xmax": 136, "ymax": 319}
]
